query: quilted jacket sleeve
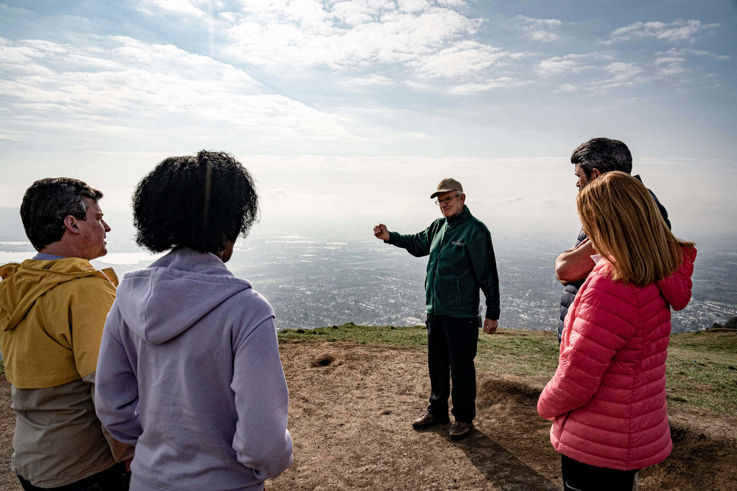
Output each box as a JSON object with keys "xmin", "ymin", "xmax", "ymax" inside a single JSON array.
[
  {"xmin": 657, "ymin": 246, "xmax": 696, "ymax": 311},
  {"xmin": 537, "ymin": 269, "xmax": 636, "ymax": 420}
]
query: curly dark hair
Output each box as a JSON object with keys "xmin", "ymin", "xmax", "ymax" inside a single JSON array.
[
  {"xmin": 133, "ymin": 150, "xmax": 258, "ymax": 253},
  {"xmin": 21, "ymin": 177, "xmax": 103, "ymax": 251},
  {"xmin": 571, "ymin": 137, "xmax": 632, "ymax": 178}
]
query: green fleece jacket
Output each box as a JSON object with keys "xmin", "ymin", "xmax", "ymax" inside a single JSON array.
[{"xmin": 387, "ymin": 206, "xmax": 500, "ymax": 320}]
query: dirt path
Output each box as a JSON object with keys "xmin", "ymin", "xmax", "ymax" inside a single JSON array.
[{"xmin": 1, "ymin": 341, "xmax": 736, "ymax": 489}]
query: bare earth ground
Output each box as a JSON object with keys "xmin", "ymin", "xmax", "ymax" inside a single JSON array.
[{"xmin": 1, "ymin": 341, "xmax": 736, "ymax": 490}]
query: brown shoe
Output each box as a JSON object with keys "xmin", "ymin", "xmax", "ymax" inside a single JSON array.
[
  {"xmin": 412, "ymin": 412, "xmax": 450, "ymax": 429},
  {"xmin": 449, "ymin": 421, "xmax": 473, "ymax": 439}
]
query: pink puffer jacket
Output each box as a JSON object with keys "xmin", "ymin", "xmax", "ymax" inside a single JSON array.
[{"xmin": 537, "ymin": 246, "xmax": 696, "ymax": 471}]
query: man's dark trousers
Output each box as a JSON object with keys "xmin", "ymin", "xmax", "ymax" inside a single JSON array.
[{"xmin": 426, "ymin": 314, "xmax": 479, "ymax": 423}]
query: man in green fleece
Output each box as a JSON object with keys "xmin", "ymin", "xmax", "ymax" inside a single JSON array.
[{"xmin": 373, "ymin": 178, "xmax": 500, "ymax": 439}]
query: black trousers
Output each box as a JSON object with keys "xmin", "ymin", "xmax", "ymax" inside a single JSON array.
[
  {"xmin": 18, "ymin": 462, "xmax": 130, "ymax": 491},
  {"xmin": 426, "ymin": 314, "xmax": 479, "ymax": 423},
  {"xmin": 561, "ymin": 455, "xmax": 638, "ymax": 491}
]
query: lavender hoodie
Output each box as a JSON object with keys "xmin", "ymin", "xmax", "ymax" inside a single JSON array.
[{"xmin": 95, "ymin": 248, "xmax": 292, "ymax": 490}]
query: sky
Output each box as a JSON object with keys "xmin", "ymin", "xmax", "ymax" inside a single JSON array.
[{"xmin": 1, "ymin": 0, "xmax": 736, "ymax": 244}]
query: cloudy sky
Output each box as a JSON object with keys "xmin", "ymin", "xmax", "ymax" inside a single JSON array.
[{"xmin": 0, "ymin": 0, "xmax": 735, "ymax": 243}]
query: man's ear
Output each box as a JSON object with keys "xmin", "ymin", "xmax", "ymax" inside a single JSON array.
[
  {"xmin": 591, "ymin": 168, "xmax": 602, "ymax": 180},
  {"xmin": 63, "ymin": 215, "xmax": 81, "ymax": 235}
]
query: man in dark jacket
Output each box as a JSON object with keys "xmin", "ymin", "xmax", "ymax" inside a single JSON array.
[
  {"xmin": 373, "ymin": 178, "xmax": 500, "ymax": 439},
  {"xmin": 555, "ymin": 138, "xmax": 670, "ymax": 342}
]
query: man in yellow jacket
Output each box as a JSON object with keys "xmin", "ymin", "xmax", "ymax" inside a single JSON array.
[{"xmin": 0, "ymin": 178, "xmax": 131, "ymax": 490}]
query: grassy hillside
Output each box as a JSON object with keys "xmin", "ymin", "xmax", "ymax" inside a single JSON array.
[{"xmin": 280, "ymin": 324, "xmax": 737, "ymax": 417}]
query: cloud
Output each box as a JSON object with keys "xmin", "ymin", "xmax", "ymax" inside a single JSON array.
[
  {"xmin": 517, "ymin": 15, "xmax": 562, "ymax": 28},
  {"xmin": 448, "ymin": 77, "xmax": 525, "ymax": 95},
  {"xmin": 517, "ymin": 15, "xmax": 562, "ymax": 42},
  {"xmin": 412, "ymin": 40, "xmax": 504, "ymax": 78},
  {"xmin": 222, "ymin": 3, "xmax": 484, "ymax": 70},
  {"xmin": 536, "ymin": 53, "xmax": 647, "ymax": 92},
  {"xmin": 341, "ymin": 74, "xmax": 396, "ymax": 87},
  {"xmin": 528, "ymin": 30, "xmax": 559, "ymax": 42},
  {"xmin": 532, "ymin": 22, "xmax": 727, "ymax": 90},
  {"xmin": 555, "ymin": 83, "xmax": 577, "ymax": 93},
  {"xmin": 536, "ymin": 54, "xmax": 595, "ymax": 76},
  {"xmin": 608, "ymin": 19, "xmax": 719, "ymax": 43},
  {"xmin": 655, "ymin": 56, "xmax": 687, "ymax": 76},
  {"xmin": 145, "ymin": 0, "xmax": 207, "ymax": 17},
  {"xmin": 211, "ymin": 1, "xmax": 529, "ymax": 90},
  {"xmin": 659, "ymin": 47, "xmax": 731, "ymax": 61},
  {"xmin": 537, "ymin": 41, "xmax": 730, "ymax": 91},
  {"xmin": 130, "ymin": 1, "xmax": 532, "ymax": 94},
  {"xmin": 653, "ymin": 47, "xmax": 730, "ymax": 78},
  {"xmin": 600, "ymin": 61, "xmax": 644, "ymax": 87},
  {"xmin": 0, "ymin": 36, "xmax": 356, "ymax": 145},
  {"xmin": 435, "ymin": 0, "xmax": 467, "ymax": 7}
]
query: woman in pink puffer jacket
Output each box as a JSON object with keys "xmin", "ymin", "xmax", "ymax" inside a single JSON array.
[{"xmin": 537, "ymin": 171, "xmax": 696, "ymax": 490}]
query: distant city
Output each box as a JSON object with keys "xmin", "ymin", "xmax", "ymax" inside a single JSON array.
[
  {"xmin": 114, "ymin": 236, "xmax": 737, "ymax": 334},
  {"xmin": 1, "ymin": 230, "xmax": 735, "ymax": 334}
]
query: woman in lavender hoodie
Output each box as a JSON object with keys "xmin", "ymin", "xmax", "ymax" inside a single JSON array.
[{"xmin": 95, "ymin": 151, "xmax": 292, "ymax": 490}]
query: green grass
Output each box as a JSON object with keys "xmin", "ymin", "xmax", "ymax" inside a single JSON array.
[
  {"xmin": 666, "ymin": 330, "xmax": 737, "ymax": 415},
  {"xmin": 278, "ymin": 323, "xmax": 559, "ymax": 378},
  {"xmin": 279, "ymin": 324, "xmax": 737, "ymax": 417},
  {"xmin": 279, "ymin": 323, "xmax": 428, "ymax": 348}
]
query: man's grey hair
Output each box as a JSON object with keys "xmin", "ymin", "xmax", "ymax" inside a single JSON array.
[
  {"xmin": 20, "ymin": 178, "xmax": 103, "ymax": 251},
  {"xmin": 571, "ymin": 137, "xmax": 632, "ymax": 178}
]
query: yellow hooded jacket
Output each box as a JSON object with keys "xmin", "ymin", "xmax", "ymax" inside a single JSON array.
[{"xmin": 0, "ymin": 258, "xmax": 117, "ymax": 389}]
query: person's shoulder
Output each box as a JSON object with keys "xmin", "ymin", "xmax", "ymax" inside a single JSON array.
[
  {"xmin": 472, "ymin": 216, "xmax": 490, "ymax": 230},
  {"xmin": 46, "ymin": 259, "xmax": 116, "ymax": 290},
  {"xmin": 229, "ymin": 284, "xmax": 275, "ymax": 317},
  {"xmin": 32, "ymin": 273, "xmax": 115, "ymax": 324},
  {"xmin": 56, "ymin": 273, "xmax": 117, "ymax": 303},
  {"xmin": 424, "ymin": 217, "xmax": 446, "ymax": 234},
  {"xmin": 587, "ymin": 261, "xmax": 614, "ymax": 286},
  {"xmin": 465, "ymin": 214, "xmax": 491, "ymax": 237},
  {"xmin": 224, "ymin": 286, "xmax": 277, "ymax": 338},
  {"xmin": 584, "ymin": 261, "xmax": 637, "ymax": 301},
  {"xmin": 0, "ymin": 262, "xmax": 20, "ymax": 279},
  {"xmin": 429, "ymin": 217, "xmax": 445, "ymax": 228}
]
